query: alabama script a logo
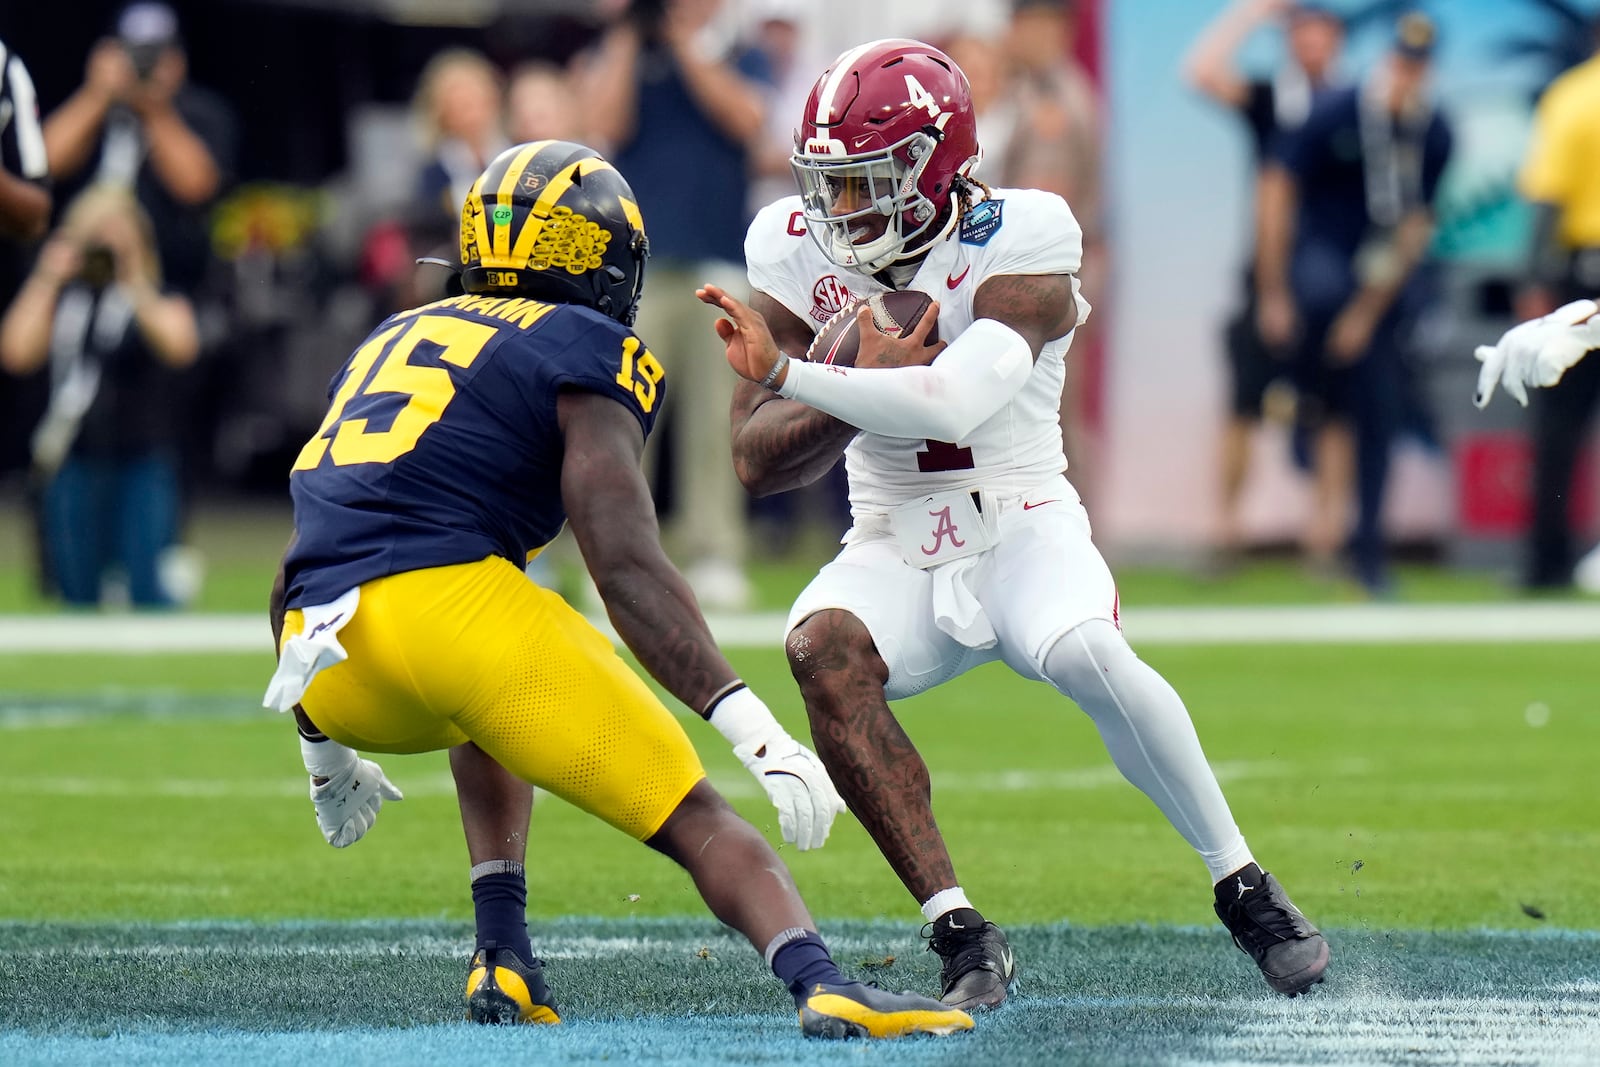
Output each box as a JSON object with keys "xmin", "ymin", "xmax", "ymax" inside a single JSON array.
[{"xmin": 921, "ymin": 506, "xmax": 966, "ymax": 557}]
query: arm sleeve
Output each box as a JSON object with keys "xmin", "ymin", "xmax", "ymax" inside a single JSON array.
[{"xmin": 776, "ymin": 317, "xmax": 1032, "ymax": 441}]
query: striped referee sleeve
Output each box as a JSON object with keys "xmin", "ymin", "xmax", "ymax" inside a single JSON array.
[{"xmin": 0, "ymin": 39, "xmax": 49, "ymax": 182}]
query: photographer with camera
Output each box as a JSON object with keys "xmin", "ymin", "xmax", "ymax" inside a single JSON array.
[
  {"xmin": 41, "ymin": 1, "xmax": 235, "ymax": 295},
  {"xmin": 577, "ymin": 0, "xmax": 771, "ymax": 609},
  {"xmin": 0, "ymin": 184, "xmax": 199, "ymax": 608}
]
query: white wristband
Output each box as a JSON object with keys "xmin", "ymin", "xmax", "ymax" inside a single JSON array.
[
  {"xmin": 300, "ymin": 734, "xmax": 357, "ymax": 781},
  {"xmin": 706, "ymin": 686, "xmax": 783, "ymax": 751}
]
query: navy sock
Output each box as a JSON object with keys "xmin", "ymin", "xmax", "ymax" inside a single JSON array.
[
  {"xmin": 769, "ymin": 930, "xmax": 844, "ymax": 999},
  {"xmin": 471, "ymin": 869, "xmax": 533, "ymax": 961}
]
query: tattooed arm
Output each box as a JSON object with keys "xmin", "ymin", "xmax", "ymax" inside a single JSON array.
[
  {"xmin": 970, "ymin": 272, "xmax": 1080, "ymax": 359},
  {"xmin": 727, "ymin": 291, "xmax": 860, "ymax": 496}
]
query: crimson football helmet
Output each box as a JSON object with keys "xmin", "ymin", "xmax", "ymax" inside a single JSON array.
[{"xmin": 792, "ymin": 39, "xmax": 982, "ymax": 274}]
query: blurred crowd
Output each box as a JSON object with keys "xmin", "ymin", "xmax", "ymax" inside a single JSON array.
[
  {"xmin": 1186, "ymin": 0, "xmax": 1600, "ymax": 596},
  {"xmin": 1186, "ymin": 0, "xmax": 1454, "ymax": 596},
  {"xmin": 0, "ymin": 0, "xmax": 1102, "ymax": 611},
  {"xmin": 0, "ymin": 0, "xmax": 1597, "ymax": 609}
]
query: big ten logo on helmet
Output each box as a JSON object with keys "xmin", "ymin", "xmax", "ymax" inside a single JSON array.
[
  {"xmin": 810, "ymin": 275, "xmax": 852, "ymax": 323},
  {"xmin": 528, "ymin": 207, "xmax": 610, "ymax": 273},
  {"xmin": 485, "ymin": 270, "xmax": 520, "ymax": 286}
]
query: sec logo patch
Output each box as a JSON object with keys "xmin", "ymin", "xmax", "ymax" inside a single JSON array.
[{"xmin": 810, "ymin": 275, "xmax": 853, "ymax": 323}]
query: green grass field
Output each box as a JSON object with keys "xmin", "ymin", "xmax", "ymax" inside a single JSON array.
[
  {"xmin": 4, "ymin": 593, "xmax": 1600, "ymax": 1062},
  {"xmin": 3, "ymin": 643, "xmax": 1597, "ymax": 930}
]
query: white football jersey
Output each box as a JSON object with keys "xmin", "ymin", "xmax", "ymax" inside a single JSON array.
[{"xmin": 746, "ymin": 188, "xmax": 1089, "ymax": 516}]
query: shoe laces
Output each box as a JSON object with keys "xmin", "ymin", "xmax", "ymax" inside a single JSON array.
[
  {"xmin": 1219, "ymin": 882, "xmax": 1312, "ymax": 955},
  {"xmin": 922, "ymin": 920, "xmax": 997, "ymax": 983}
]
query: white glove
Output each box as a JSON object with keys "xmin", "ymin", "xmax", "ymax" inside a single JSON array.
[
  {"xmin": 300, "ymin": 735, "xmax": 403, "ymax": 848},
  {"xmin": 706, "ymin": 686, "xmax": 847, "ymax": 850},
  {"xmin": 1474, "ymin": 299, "xmax": 1600, "ymax": 409}
]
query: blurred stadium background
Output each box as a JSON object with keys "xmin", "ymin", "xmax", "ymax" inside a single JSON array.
[
  {"xmin": 3, "ymin": 1, "xmax": 1599, "ymax": 1064},
  {"xmin": 0, "ymin": 0, "xmax": 1595, "ymax": 596}
]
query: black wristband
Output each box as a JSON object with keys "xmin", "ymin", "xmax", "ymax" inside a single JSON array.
[{"xmin": 700, "ymin": 680, "xmax": 748, "ymax": 720}]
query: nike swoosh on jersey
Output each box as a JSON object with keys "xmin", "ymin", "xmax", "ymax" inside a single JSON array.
[
  {"xmin": 1021, "ymin": 500, "xmax": 1060, "ymax": 510},
  {"xmin": 946, "ymin": 266, "xmax": 971, "ymax": 289},
  {"xmin": 307, "ymin": 612, "xmax": 347, "ymax": 638}
]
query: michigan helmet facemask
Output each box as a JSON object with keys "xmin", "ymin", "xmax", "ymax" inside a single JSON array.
[{"xmin": 454, "ymin": 140, "xmax": 649, "ymax": 325}]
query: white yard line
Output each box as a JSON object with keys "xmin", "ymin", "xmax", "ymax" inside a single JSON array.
[
  {"xmin": 0, "ymin": 758, "xmax": 1359, "ymax": 797},
  {"xmin": 4, "ymin": 602, "xmax": 1600, "ymax": 654}
]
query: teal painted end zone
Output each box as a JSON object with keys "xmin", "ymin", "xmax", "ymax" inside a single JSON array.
[{"xmin": 2, "ymin": 919, "xmax": 1597, "ymax": 1065}]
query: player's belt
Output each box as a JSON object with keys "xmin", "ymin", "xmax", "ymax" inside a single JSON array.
[{"xmin": 888, "ymin": 488, "xmax": 995, "ymax": 569}]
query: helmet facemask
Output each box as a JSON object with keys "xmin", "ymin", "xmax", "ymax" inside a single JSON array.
[{"xmin": 792, "ymin": 129, "xmax": 944, "ymax": 275}]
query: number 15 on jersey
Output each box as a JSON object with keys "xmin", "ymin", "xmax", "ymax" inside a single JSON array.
[{"xmin": 616, "ymin": 335, "xmax": 664, "ymax": 414}]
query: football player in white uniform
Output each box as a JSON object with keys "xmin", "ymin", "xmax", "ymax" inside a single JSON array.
[
  {"xmin": 1474, "ymin": 299, "xmax": 1600, "ymax": 590},
  {"xmin": 698, "ymin": 38, "xmax": 1329, "ymax": 1008}
]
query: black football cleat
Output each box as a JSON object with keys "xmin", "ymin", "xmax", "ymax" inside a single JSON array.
[
  {"xmin": 465, "ymin": 942, "xmax": 561, "ymax": 1025},
  {"xmin": 1214, "ymin": 866, "xmax": 1330, "ymax": 996},
  {"xmin": 798, "ymin": 981, "xmax": 974, "ymax": 1039},
  {"xmin": 923, "ymin": 908, "xmax": 1017, "ymax": 1011}
]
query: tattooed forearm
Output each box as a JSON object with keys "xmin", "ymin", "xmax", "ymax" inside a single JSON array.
[
  {"xmin": 731, "ymin": 381, "xmax": 858, "ymax": 495},
  {"xmin": 560, "ymin": 391, "xmax": 739, "ymax": 713},
  {"xmin": 788, "ymin": 610, "xmax": 958, "ymax": 901},
  {"xmin": 729, "ymin": 291, "xmax": 856, "ymax": 494},
  {"xmin": 597, "ymin": 570, "xmax": 738, "ymax": 712}
]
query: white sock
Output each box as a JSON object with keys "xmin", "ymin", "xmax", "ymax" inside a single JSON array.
[
  {"xmin": 1042, "ymin": 619, "xmax": 1255, "ymax": 883},
  {"xmin": 920, "ymin": 887, "xmax": 974, "ymax": 923}
]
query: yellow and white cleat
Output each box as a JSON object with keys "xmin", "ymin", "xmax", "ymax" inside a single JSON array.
[
  {"xmin": 465, "ymin": 943, "xmax": 561, "ymax": 1025},
  {"xmin": 798, "ymin": 981, "xmax": 974, "ymax": 1039}
]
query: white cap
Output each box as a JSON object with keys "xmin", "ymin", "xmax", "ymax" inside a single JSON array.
[{"xmin": 117, "ymin": 2, "xmax": 179, "ymax": 46}]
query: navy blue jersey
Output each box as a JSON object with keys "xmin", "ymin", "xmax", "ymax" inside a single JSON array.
[
  {"xmin": 1272, "ymin": 87, "xmax": 1452, "ymax": 312},
  {"xmin": 284, "ymin": 294, "xmax": 665, "ymax": 608}
]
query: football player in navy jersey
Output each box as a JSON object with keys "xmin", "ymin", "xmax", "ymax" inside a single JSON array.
[{"xmin": 262, "ymin": 140, "xmax": 972, "ymax": 1039}]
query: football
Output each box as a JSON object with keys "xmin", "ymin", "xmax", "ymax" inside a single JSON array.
[{"xmin": 804, "ymin": 290, "xmax": 938, "ymax": 368}]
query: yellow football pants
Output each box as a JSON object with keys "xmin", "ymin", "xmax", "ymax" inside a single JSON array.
[{"xmin": 282, "ymin": 556, "xmax": 706, "ymax": 840}]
